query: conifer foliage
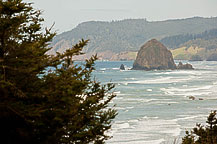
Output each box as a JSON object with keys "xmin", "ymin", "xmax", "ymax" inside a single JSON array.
[
  {"xmin": 182, "ymin": 111, "xmax": 217, "ymax": 144},
  {"xmin": 0, "ymin": 0, "xmax": 117, "ymax": 143}
]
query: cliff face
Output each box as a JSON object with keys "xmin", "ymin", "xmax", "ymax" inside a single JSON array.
[{"xmin": 133, "ymin": 39, "xmax": 176, "ymax": 70}]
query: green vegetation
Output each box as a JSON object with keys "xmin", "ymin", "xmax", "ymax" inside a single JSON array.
[
  {"xmin": 171, "ymin": 47, "xmax": 204, "ymax": 60},
  {"xmin": 161, "ymin": 29, "xmax": 217, "ymax": 60},
  {"xmin": 182, "ymin": 111, "xmax": 217, "ymax": 144},
  {"xmin": 160, "ymin": 29, "xmax": 217, "ymax": 49},
  {"xmin": 50, "ymin": 17, "xmax": 217, "ymax": 55},
  {"xmin": 0, "ymin": 0, "xmax": 117, "ymax": 143}
]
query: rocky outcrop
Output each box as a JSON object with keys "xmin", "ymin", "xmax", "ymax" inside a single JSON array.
[
  {"xmin": 177, "ymin": 62, "xmax": 194, "ymax": 70},
  {"xmin": 132, "ymin": 39, "xmax": 177, "ymax": 70},
  {"xmin": 132, "ymin": 39, "xmax": 194, "ymax": 70},
  {"xmin": 188, "ymin": 96, "xmax": 195, "ymax": 100},
  {"xmin": 120, "ymin": 64, "xmax": 125, "ymax": 70}
]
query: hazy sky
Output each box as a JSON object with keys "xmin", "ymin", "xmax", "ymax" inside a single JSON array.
[{"xmin": 26, "ymin": 0, "xmax": 217, "ymax": 33}]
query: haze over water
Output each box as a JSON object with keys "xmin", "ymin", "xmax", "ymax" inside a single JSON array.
[{"xmin": 91, "ymin": 60, "xmax": 217, "ymax": 144}]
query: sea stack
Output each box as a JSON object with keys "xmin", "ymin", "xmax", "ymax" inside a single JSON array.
[{"xmin": 133, "ymin": 39, "xmax": 177, "ymax": 70}]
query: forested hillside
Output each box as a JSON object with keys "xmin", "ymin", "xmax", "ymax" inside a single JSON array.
[
  {"xmin": 50, "ymin": 17, "xmax": 217, "ymax": 59},
  {"xmin": 162, "ymin": 28, "xmax": 217, "ymax": 60},
  {"xmin": 160, "ymin": 28, "xmax": 217, "ymax": 49}
]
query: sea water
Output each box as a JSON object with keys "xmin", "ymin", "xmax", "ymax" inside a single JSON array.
[{"xmin": 91, "ymin": 61, "xmax": 217, "ymax": 144}]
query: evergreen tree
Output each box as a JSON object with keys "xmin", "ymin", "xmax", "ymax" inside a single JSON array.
[
  {"xmin": 182, "ymin": 111, "xmax": 217, "ymax": 144},
  {"xmin": 0, "ymin": 0, "xmax": 117, "ymax": 143}
]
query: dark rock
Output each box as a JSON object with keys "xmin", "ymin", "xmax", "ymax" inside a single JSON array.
[
  {"xmin": 199, "ymin": 98, "xmax": 204, "ymax": 100},
  {"xmin": 132, "ymin": 39, "xmax": 176, "ymax": 70},
  {"xmin": 189, "ymin": 96, "xmax": 195, "ymax": 100},
  {"xmin": 120, "ymin": 64, "xmax": 125, "ymax": 70},
  {"xmin": 177, "ymin": 62, "xmax": 194, "ymax": 70}
]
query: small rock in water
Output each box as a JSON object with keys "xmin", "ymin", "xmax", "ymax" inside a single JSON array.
[
  {"xmin": 199, "ymin": 98, "xmax": 204, "ymax": 100},
  {"xmin": 120, "ymin": 64, "xmax": 125, "ymax": 70},
  {"xmin": 188, "ymin": 96, "xmax": 195, "ymax": 100}
]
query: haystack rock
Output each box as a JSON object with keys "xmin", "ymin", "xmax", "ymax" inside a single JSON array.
[{"xmin": 133, "ymin": 39, "xmax": 177, "ymax": 70}]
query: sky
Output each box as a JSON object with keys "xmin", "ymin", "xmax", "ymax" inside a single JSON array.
[{"xmin": 26, "ymin": 0, "xmax": 217, "ymax": 34}]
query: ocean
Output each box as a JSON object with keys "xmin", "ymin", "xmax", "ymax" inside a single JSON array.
[{"xmin": 91, "ymin": 60, "xmax": 217, "ymax": 144}]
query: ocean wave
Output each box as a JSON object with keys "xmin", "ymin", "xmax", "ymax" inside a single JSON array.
[
  {"xmin": 150, "ymin": 101, "xmax": 179, "ymax": 105},
  {"xmin": 128, "ymin": 119, "xmax": 139, "ymax": 123},
  {"xmin": 125, "ymin": 77, "xmax": 136, "ymax": 80},
  {"xmin": 108, "ymin": 133, "xmax": 164, "ymax": 144},
  {"xmin": 114, "ymin": 91, "xmax": 121, "ymax": 94},
  {"xmin": 110, "ymin": 138, "xmax": 165, "ymax": 144},
  {"xmin": 123, "ymin": 82, "xmax": 128, "ymax": 85},
  {"xmin": 174, "ymin": 114, "xmax": 207, "ymax": 121},
  {"xmin": 115, "ymin": 106, "xmax": 134, "ymax": 111},
  {"xmin": 109, "ymin": 116, "xmax": 180, "ymax": 144},
  {"xmin": 142, "ymin": 116, "xmax": 159, "ymax": 119},
  {"xmin": 155, "ymin": 70, "xmax": 210, "ymax": 76},
  {"xmin": 113, "ymin": 91, "xmax": 130, "ymax": 96},
  {"xmin": 165, "ymin": 85, "xmax": 212, "ymax": 92},
  {"xmin": 112, "ymin": 68, "xmax": 119, "ymax": 70},
  {"xmin": 96, "ymin": 61, "xmax": 217, "ymax": 144},
  {"xmin": 118, "ymin": 98, "xmax": 176, "ymax": 104},
  {"xmin": 121, "ymin": 76, "xmax": 194, "ymax": 85},
  {"xmin": 100, "ymin": 68, "xmax": 107, "ymax": 71},
  {"xmin": 114, "ymin": 96, "xmax": 123, "ymax": 100},
  {"xmin": 123, "ymin": 98, "xmax": 159, "ymax": 103},
  {"xmin": 160, "ymin": 85, "xmax": 213, "ymax": 96},
  {"xmin": 112, "ymin": 121, "xmax": 133, "ymax": 131},
  {"xmin": 115, "ymin": 107, "xmax": 127, "ymax": 110},
  {"xmin": 143, "ymin": 139, "xmax": 165, "ymax": 144},
  {"xmin": 161, "ymin": 127, "xmax": 181, "ymax": 137},
  {"xmin": 134, "ymin": 117, "xmax": 181, "ymax": 139}
]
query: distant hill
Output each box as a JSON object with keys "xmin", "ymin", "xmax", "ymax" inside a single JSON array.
[
  {"xmin": 170, "ymin": 39, "xmax": 217, "ymax": 61},
  {"xmin": 160, "ymin": 28, "xmax": 217, "ymax": 49},
  {"xmin": 50, "ymin": 17, "xmax": 217, "ymax": 60},
  {"xmin": 163, "ymin": 29, "xmax": 217, "ymax": 60}
]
